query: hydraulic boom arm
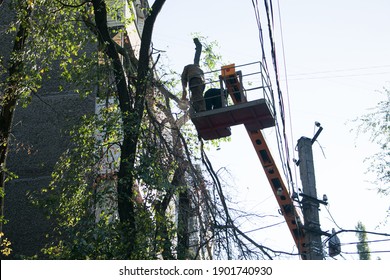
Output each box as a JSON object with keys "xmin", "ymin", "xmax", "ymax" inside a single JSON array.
[{"xmin": 220, "ymin": 65, "xmax": 307, "ymax": 258}]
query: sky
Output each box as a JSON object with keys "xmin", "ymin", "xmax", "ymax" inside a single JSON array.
[{"xmin": 151, "ymin": 0, "xmax": 390, "ymax": 259}]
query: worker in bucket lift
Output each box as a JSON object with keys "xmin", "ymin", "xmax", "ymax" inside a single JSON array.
[{"xmin": 181, "ymin": 64, "xmax": 206, "ymax": 112}]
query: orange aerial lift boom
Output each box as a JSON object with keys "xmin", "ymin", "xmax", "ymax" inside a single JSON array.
[{"xmin": 190, "ymin": 63, "xmax": 307, "ymax": 259}]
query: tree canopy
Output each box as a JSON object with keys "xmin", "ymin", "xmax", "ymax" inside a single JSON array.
[
  {"xmin": 353, "ymin": 88, "xmax": 390, "ymax": 195},
  {"xmin": 355, "ymin": 221, "xmax": 371, "ymax": 260}
]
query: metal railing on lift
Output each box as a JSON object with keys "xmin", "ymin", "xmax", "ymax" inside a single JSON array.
[{"xmin": 189, "ymin": 61, "xmax": 275, "ymax": 116}]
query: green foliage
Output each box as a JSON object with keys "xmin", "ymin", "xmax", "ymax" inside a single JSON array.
[
  {"xmin": 191, "ymin": 34, "xmax": 223, "ymax": 72},
  {"xmin": 353, "ymin": 88, "xmax": 390, "ymax": 195},
  {"xmin": 106, "ymin": 0, "xmax": 136, "ymax": 27},
  {"xmin": 0, "ymin": 232, "xmax": 12, "ymax": 257},
  {"xmin": 355, "ymin": 221, "xmax": 371, "ymax": 260},
  {"xmin": 1, "ymin": 0, "xmax": 98, "ymax": 108},
  {"xmin": 136, "ymin": 119, "xmax": 177, "ymax": 191},
  {"xmin": 36, "ymin": 112, "xmax": 124, "ymax": 259},
  {"xmin": 33, "ymin": 99, "xmax": 181, "ymax": 259},
  {"xmin": 33, "ymin": 93, "xmax": 167, "ymax": 259},
  {"xmin": 1, "ymin": 1, "xmax": 95, "ymax": 259}
]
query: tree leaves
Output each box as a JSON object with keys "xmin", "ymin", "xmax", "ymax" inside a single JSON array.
[{"xmin": 353, "ymin": 88, "xmax": 390, "ymax": 194}]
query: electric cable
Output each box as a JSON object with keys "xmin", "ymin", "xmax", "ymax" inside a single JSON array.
[
  {"xmin": 275, "ymin": 0, "xmax": 299, "ymax": 193},
  {"xmin": 264, "ymin": 0, "xmax": 296, "ymax": 195},
  {"xmin": 288, "ymin": 71, "xmax": 390, "ymax": 81},
  {"xmin": 252, "ymin": 0, "xmax": 292, "ymax": 191},
  {"xmin": 339, "ymin": 238, "xmax": 390, "ymax": 246},
  {"xmin": 324, "ymin": 205, "xmax": 343, "ymax": 230},
  {"xmin": 323, "ymin": 229, "xmax": 390, "ymax": 246},
  {"xmin": 341, "ymin": 250, "xmax": 390, "ymax": 255},
  {"xmin": 244, "ymin": 220, "xmax": 285, "ymax": 234},
  {"xmin": 288, "ymin": 64, "xmax": 390, "ymax": 77},
  {"xmin": 251, "ymin": 0, "xmax": 306, "ymax": 259}
]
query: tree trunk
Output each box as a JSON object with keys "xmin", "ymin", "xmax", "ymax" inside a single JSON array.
[
  {"xmin": 177, "ymin": 188, "xmax": 191, "ymax": 259},
  {"xmin": 92, "ymin": 0, "xmax": 166, "ymax": 257},
  {"xmin": 91, "ymin": 0, "xmax": 137, "ymax": 256},
  {"xmin": 193, "ymin": 38, "xmax": 202, "ymax": 65},
  {"xmin": 154, "ymin": 166, "xmax": 185, "ymax": 259}
]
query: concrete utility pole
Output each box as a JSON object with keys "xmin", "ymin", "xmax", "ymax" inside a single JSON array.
[{"xmin": 297, "ymin": 129, "xmax": 324, "ymax": 260}]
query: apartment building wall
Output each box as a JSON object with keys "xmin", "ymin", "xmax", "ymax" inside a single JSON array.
[{"xmin": 1, "ymin": 3, "xmax": 95, "ymax": 258}]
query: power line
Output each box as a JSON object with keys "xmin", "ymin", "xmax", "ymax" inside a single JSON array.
[
  {"xmin": 251, "ymin": 0, "xmax": 296, "ymax": 194},
  {"xmin": 323, "ymin": 229, "xmax": 390, "ymax": 245},
  {"xmin": 263, "ymin": 0, "xmax": 296, "ymax": 195},
  {"xmin": 275, "ymin": 0, "xmax": 298, "ymax": 191},
  {"xmin": 323, "ymin": 237, "xmax": 390, "ymax": 259},
  {"xmin": 251, "ymin": 1, "xmax": 305, "ymax": 259},
  {"xmin": 339, "ymin": 238, "xmax": 390, "ymax": 246},
  {"xmin": 288, "ymin": 64, "xmax": 390, "ymax": 77},
  {"xmin": 287, "ymin": 71, "xmax": 390, "ymax": 81},
  {"xmin": 324, "ymin": 205, "xmax": 342, "ymax": 230},
  {"xmin": 244, "ymin": 220, "xmax": 286, "ymax": 234},
  {"xmin": 341, "ymin": 250, "xmax": 390, "ymax": 255}
]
